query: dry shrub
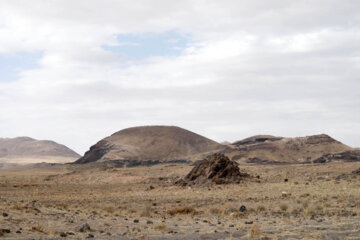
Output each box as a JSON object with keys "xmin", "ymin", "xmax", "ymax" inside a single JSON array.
[
  {"xmin": 248, "ymin": 224, "xmax": 261, "ymax": 238},
  {"xmin": 140, "ymin": 204, "xmax": 152, "ymax": 217},
  {"xmin": 256, "ymin": 205, "xmax": 266, "ymax": 212},
  {"xmin": 223, "ymin": 204, "xmax": 238, "ymax": 215},
  {"xmin": 300, "ymin": 193, "xmax": 310, "ymax": 198},
  {"xmin": 291, "ymin": 206, "xmax": 303, "ymax": 214},
  {"xmin": 302, "ymin": 200, "xmax": 309, "ymax": 209},
  {"xmin": 167, "ymin": 206, "xmax": 197, "ymax": 216},
  {"xmin": 304, "ymin": 204, "xmax": 323, "ymax": 217},
  {"xmin": 32, "ymin": 224, "xmax": 43, "ymax": 233},
  {"xmin": 154, "ymin": 225, "xmax": 166, "ymax": 231},
  {"xmin": 209, "ymin": 207, "xmax": 222, "ymax": 215},
  {"xmin": 104, "ymin": 206, "xmax": 115, "ymax": 214},
  {"xmin": 279, "ymin": 203, "xmax": 288, "ymax": 212}
]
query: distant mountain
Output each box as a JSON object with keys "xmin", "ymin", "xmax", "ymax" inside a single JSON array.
[
  {"xmin": 75, "ymin": 126, "xmax": 224, "ymax": 166},
  {"xmin": 0, "ymin": 137, "xmax": 80, "ymax": 165},
  {"xmin": 222, "ymin": 134, "xmax": 355, "ymax": 164}
]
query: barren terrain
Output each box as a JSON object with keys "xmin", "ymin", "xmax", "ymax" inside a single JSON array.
[{"xmin": 0, "ymin": 162, "xmax": 360, "ymax": 239}]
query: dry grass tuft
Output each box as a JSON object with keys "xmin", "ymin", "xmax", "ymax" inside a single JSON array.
[{"xmin": 167, "ymin": 206, "xmax": 197, "ymax": 216}]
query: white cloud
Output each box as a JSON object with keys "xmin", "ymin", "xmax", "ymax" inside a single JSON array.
[{"xmin": 0, "ymin": 0, "xmax": 359, "ymax": 154}]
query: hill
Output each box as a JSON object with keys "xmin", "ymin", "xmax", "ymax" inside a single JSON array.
[
  {"xmin": 222, "ymin": 134, "xmax": 355, "ymax": 164},
  {"xmin": 0, "ymin": 137, "xmax": 80, "ymax": 165},
  {"xmin": 75, "ymin": 126, "xmax": 224, "ymax": 165}
]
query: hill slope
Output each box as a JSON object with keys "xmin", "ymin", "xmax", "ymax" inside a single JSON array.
[
  {"xmin": 0, "ymin": 137, "xmax": 80, "ymax": 165},
  {"xmin": 222, "ymin": 134, "xmax": 354, "ymax": 164},
  {"xmin": 75, "ymin": 126, "xmax": 224, "ymax": 165}
]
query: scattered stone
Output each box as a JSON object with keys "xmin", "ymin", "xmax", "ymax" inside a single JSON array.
[
  {"xmin": 149, "ymin": 185, "xmax": 155, "ymax": 190},
  {"xmin": 2, "ymin": 212, "xmax": 8, "ymax": 217},
  {"xmin": 60, "ymin": 232, "xmax": 67, "ymax": 237},
  {"xmin": 133, "ymin": 219, "xmax": 139, "ymax": 223},
  {"xmin": 146, "ymin": 220, "xmax": 153, "ymax": 224},
  {"xmin": 229, "ymin": 224, "xmax": 235, "ymax": 227},
  {"xmin": 239, "ymin": 205, "xmax": 246, "ymax": 212},
  {"xmin": 16, "ymin": 230, "xmax": 21, "ymax": 234},
  {"xmin": 284, "ymin": 178, "xmax": 288, "ymax": 182},
  {"xmin": 1, "ymin": 229, "xmax": 10, "ymax": 234},
  {"xmin": 86, "ymin": 233, "xmax": 94, "ymax": 238},
  {"xmin": 67, "ymin": 232, "xmax": 75, "ymax": 235},
  {"xmin": 176, "ymin": 153, "xmax": 250, "ymax": 186},
  {"xmin": 245, "ymin": 221, "xmax": 253, "ymax": 224},
  {"xmin": 76, "ymin": 222, "xmax": 91, "ymax": 232}
]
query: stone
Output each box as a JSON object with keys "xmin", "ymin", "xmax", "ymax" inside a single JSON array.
[{"xmin": 239, "ymin": 205, "xmax": 246, "ymax": 212}]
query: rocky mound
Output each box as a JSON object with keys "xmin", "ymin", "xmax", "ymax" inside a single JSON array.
[
  {"xmin": 176, "ymin": 153, "xmax": 249, "ymax": 186},
  {"xmin": 223, "ymin": 134, "xmax": 354, "ymax": 164},
  {"xmin": 75, "ymin": 126, "xmax": 224, "ymax": 165},
  {"xmin": 0, "ymin": 137, "xmax": 80, "ymax": 164}
]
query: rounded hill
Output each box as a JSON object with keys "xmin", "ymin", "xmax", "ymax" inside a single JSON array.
[{"xmin": 75, "ymin": 126, "xmax": 224, "ymax": 164}]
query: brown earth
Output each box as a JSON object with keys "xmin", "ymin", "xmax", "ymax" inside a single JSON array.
[
  {"xmin": 75, "ymin": 126, "xmax": 224, "ymax": 165},
  {"xmin": 176, "ymin": 153, "xmax": 250, "ymax": 186},
  {"xmin": 0, "ymin": 137, "xmax": 80, "ymax": 166},
  {"xmin": 223, "ymin": 134, "xmax": 355, "ymax": 164}
]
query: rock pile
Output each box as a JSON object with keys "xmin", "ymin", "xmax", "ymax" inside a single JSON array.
[{"xmin": 176, "ymin": 153, "xmax": 249, "ymax": 186}]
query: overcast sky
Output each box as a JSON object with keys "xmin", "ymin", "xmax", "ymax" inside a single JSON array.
[{"xmin": 0, "ymin": 0, "xmax": 359, "ymax": 154}]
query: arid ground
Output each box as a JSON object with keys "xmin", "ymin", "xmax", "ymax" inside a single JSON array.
[{"xmin": 0, "ymin": 162, "xmax": 360, "ymax": 239}]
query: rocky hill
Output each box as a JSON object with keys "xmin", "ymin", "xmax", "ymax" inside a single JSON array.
[
  {"xmin": 222, "ymin": 134, "xmax": 355, "ymax": 164},
  {"xmin": 75, "ymin": 126, "xmax": 224, "ymax": 166},
  {"xmin": 0, "ymin": 137, "xmax": 80, "ymax": 165}
]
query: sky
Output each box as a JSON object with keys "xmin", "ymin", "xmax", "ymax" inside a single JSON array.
[{"xmin": 0, "ymin": 0, "xmax": 359, "ymax": 154}]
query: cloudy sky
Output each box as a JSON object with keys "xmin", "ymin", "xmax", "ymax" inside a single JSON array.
[{"xmin": 0, "ymin": 0, "xmax": 359, "ymax": 154}]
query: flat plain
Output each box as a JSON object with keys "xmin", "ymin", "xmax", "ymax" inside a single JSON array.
[{"xmin": 0, "ymin": 162, "xmax": 360, "ymax": 239}]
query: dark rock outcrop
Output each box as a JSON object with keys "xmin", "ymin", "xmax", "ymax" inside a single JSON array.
[
  {"xmin": 314, "ymin": 150, "xmax": 360, "ymax": 163},
  {"xmin": 176, "ymin": 153, "xmax": 249, "ymax": 186}
]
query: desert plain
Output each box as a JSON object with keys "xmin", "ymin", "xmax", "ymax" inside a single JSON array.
[{"xmin": 0, "ymin": 161, "xmax": 360, "ymax": 239}]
